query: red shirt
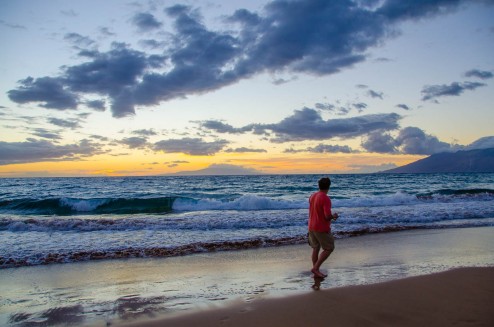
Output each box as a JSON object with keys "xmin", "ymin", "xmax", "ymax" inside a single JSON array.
[{"xmin": 308, "ymin": 191, "xmax": 332, "ymax": 233}]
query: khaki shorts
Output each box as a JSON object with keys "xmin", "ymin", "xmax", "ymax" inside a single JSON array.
[{"xmin": 308, "ymin": 231, "xmax": 335, "ymax": 252}]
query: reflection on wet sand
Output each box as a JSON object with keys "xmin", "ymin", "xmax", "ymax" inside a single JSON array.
[{"xmin": 311, "ymin": 277, "xmax": 324, "ymax": 291}]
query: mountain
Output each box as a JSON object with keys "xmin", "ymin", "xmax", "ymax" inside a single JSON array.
[
  {"xmin": 168, "ymin": 164, "xmax": 264, "ymax": 176},
  {"xmin": 381, "ymin": 148, "xmax": 494, "ymax": 173}
]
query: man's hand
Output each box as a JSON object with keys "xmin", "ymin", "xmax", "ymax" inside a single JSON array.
[{"xmin": 332, "ymin": 213, "xmax": 339, "ymax": 221}]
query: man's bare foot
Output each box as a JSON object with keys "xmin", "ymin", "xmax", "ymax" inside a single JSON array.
[{"xmin": 311, "ymin": 268, "xmax": 327, "ymax": 278}]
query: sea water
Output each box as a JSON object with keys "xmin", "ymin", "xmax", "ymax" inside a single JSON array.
[{"xmin": 1, "ymin": 173, "xmax": 494, "ymax": 268}]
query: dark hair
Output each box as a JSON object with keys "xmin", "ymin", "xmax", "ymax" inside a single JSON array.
[{"xmin": 318, "ymin": 177, "xmax": 331, "ymax": 191}]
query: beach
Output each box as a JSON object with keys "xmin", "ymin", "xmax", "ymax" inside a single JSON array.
[
  {"xmin": 1, "ymin": 226, "xmax": 493, "ymax": 326},
  {"xmin": 128, "ymin": 267, "xmax": 494, "ymax": 327}
]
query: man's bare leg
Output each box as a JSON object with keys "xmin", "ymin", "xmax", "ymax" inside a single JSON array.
[
  {"xmin": 311, "ymin": 249, "xmax": 330, "ymax": 278},
  {"xmin": 311, "ymin": 246, "xmax": 320, "ymax": 267}
]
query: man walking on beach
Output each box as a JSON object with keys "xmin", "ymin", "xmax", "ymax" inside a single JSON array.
[{"xmin": 308, "ymin": 177, "xmax": 338, "ymax": 278}]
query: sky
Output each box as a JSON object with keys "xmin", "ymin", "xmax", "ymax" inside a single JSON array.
[{"xmin": 0, "ymin": 0, "xmax": 493, "ymax": 177}]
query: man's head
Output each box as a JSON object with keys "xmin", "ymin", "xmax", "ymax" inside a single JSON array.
[{"xmin": 318, "ymin": 177, "xmax": 331, "ymax": 191}]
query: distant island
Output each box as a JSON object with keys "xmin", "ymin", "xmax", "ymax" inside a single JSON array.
[
  {"xmin": 168, "ymin": 164, "xmax": 264, "ymax": 176},
  {"xmin": 381, "ymin": 148, "xmax": 494, "ymax": 173}
]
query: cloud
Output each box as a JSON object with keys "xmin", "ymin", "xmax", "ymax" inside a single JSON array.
[
  {"xmin": 0, "ymin": 19, "xmax": 26, "ymax": 29},
  {"xmin": 139, "ymin": 39, "xmax": 167, "ymax": 49},
  {"xmin": 8, "ymin": 43, "xmax": 160, "ymax": 117},
  {"xmin": 396, "ymin": 104, "xmax": 411, "ymax": 110},
  {"xmin": 396, "ymin": 127, "xmax": 457, "ymax": 154},
  {"xmin": 86, "ymin": 99, "xmax": 106, "ymax": 111},
  {"xmin": 352, "ymin": 102, "xmax": 368, "ymax": 112},
  {"xmin": 367, "ymin": 90, "xmax": 383, "ymax": 99},
  {"xmin": 361, "ymin": 131, "xmax": 398, "ymax": 153},
  {"xmin": 8, "ymin": 0, "xmax": 485, "ymax": 117},
  {"xmin": 285, "ymin": 144, "xmax": 358, "ymax": 153},
  {"xmin": 421, "ymin": 81, "xmax": 486, "ymax": 101},
  {"xmin": 61, "ymin": 9, "xmax": 78, "ymax": 17},
  {"xmin": 8, "ymin": 77, "xmax": 79, "ymax": 110},
  {"xmin": 132, "ymin": 12, "xmax": 162, "ymax": 31},
  {"xmin": 362, "ymin": 127, "xmax": 457, "ymax": 155},
  {"xmin": 200, "ymin": 108, "xmax": 401, "ymax": 143},
  {"xmin": 153, "ymin": 137, "xmax": 229, "ymax": 155},
  {"xmin": 200, "ymin": 120, "xmax": 254, "ymax": 134},
  {"xmin": 90, "ymin": 134, "xmax": 109, "ymax": 142},
  {"xmin": 119, "ymin": 136, "xmax": 148, "ymax": 149},
  {"xmin": 464, "ymin": 69, "xmax": 493, "ymax": 80},
  {"xmin": 132, "ymin": 129, "xmax": 157, "ymax": 136},
  {"xmin": 99, "ymin": 27, "xmax": 116, "ymax": 37},
  {"xmin": 47, "ymin": 117, "xmax": 81, "ymax": 129},
  {"xmin": 465, "ymin": 136, "xmax": 494, "ymax": 150},
  {"xmin": 0, "ymin": 139, "xmax": 105, "ymax": 165},
  {"xmin": 314, "ymin": 103, "xmax": 335, "ymax": 111},
  {"xmin": 64, "ymin": 33, "xmax": 96, "ymax": 48},
  {"xmin": 261, "ymin": 108, "xmax": 401, "ymax": 142},
  {"xmin": 165, "ymin": 160, "xmax": 189, "ymax": 168},
  {"xmin": 224, "ymin": 147, "xmax": 267, "ymax": 153},
  {"xmin": 30, "ymin": 128, "xmax": 62, "ymax": 140}
]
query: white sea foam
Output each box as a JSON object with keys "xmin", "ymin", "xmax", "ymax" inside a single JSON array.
[
  {"xmin": 172, "ymin": 194, "xmax": 306, "ymax": 211},
  {"xmin": 60, "ymin": 198, "xmax": 109, "ymax": 212}
]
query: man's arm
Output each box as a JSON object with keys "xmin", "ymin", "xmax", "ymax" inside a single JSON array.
[{"xmin": 325, "ymin": 212, "xmax": 338, "ymax": 221}]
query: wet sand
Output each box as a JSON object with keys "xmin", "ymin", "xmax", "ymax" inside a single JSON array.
[
  {"xmin": 1, "ymin": 226, "xmax": 493, "ymax": 326},
  {"xmin": 124, "ymin": 267, "xmax": 494, "ymax": 327}
]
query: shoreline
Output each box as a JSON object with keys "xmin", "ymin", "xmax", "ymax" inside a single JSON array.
[
  {"xmin": 1, "ymin": 226, "xmax": 493, "ymax": 326},
  {"xmin": 122, "ymin": 267, "xmax": 494, "ymax": 327}
]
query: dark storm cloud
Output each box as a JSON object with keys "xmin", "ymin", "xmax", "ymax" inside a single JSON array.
[
  {"xmin": 421, "ymin": 81, "xmax": 486, "ymax": 101},
  {"xmin": 119, "ymin": 136, "xmax": 148, "ymax": 149},
  {"xmin": 464, "ymin": 69, "xmax": 493, "ymax": 80},
  {"xmin": 8, "ymin": 0, "xmax": 487, "ymax": 117},
  {"xmin": 153, "ymin": 137, "xmax": 229, "ymax": 155},
  {"xmin": 361, "ymin": 127, "xmax": 455, "ymax": 155},
  {"xmin": 132, "ymin": 13, "xmax": 163, "ymax": 31},
  {"xmin": 0, "ymin": 139, "xmax": 105, "ymax": 165}
]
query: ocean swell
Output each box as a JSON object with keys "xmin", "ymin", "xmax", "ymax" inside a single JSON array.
[{"xmin": 0, "ymin": 197, "xmax": 175, "ymax": 215}]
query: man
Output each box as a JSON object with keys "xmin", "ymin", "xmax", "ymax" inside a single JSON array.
[{"xmin": 308, "ymin": 177, "xmax": 338, "ymax": 278}]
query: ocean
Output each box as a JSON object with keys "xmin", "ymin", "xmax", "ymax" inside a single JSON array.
[{"xmin": 1, "ymin": 173, "xmax": 494, "ymax": 269}]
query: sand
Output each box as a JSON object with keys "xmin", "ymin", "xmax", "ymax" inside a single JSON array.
[
  {"xmin": 125, "ymin": 267, "xmax": 494, "ymax": 327},
  {"xmin": 1, "ymin": 227, "xmax": 493, "ymax": 326}
]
